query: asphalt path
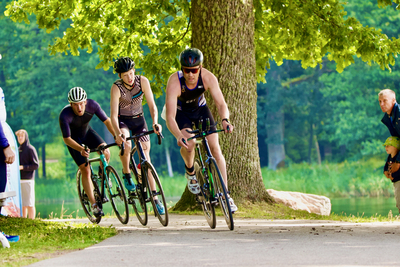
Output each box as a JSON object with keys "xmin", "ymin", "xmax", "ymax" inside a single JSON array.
[{"xmin": 28, "ymin": 214, "xmax": 400, "ymax": 267}]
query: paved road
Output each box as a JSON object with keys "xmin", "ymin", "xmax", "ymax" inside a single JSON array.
[{"xmin": 28, "ymin": 214, "xmax": 400, "ymax": 266}]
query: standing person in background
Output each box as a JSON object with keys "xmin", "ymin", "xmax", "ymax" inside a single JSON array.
[
  {"xmin": 379, "ymin": 89, "xmax": 400, "ymax": 138},
  {"xmin": 382, "ymin": 136, "xmax": 400, "ymax": 213},
  {"xmin": 15, "ymin": 129, "xmax": 39, "ymax": 219}
]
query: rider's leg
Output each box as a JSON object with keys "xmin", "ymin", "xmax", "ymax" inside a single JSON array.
[
  {"xmin": 97, "ymin": 143, "xmax": 109, "ymax": 172},
  {"xmin": 180, "ymin": 128, "xmax": 196, "ymax": 175},
  {"xmin": 78, "ymin": 162, "xmax": 96, "ymax": 205},
  {"xmin": 142, "ymin": 140, "xmax": 156, "ymax": 191},
  {"xmin": 208, "ymin": 133, "xmax": 237, "ymax": 212},
  {"xmin": 119, "ymin": 128, "xmax": 131, "ymax": 174}
]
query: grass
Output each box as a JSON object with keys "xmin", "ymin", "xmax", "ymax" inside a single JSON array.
[
  {"xmin": 0, "ymin": 216, "xmax": 116, "ymax": 266},
  {"xmin": 261, "ymin": 157, "xmax": 391, "ymax": 198}
]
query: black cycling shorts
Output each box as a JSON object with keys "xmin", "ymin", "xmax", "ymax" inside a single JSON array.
[
  {"xmin": 118, "ymin": 115, "xmax": 149, "ymax": 143},
  {"xmin": 68, "ymin": 128, "xmax": 105, "ymax": 166},
  {"xmin": 176, "ymin": 105, "xmax": 217, "ymax": 132}
]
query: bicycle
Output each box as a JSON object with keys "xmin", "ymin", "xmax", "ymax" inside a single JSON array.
[
  {"xmin": 187, "ymin": 119, "xmax": 234, "ymax": 230},
  {"xmin": 121, "ymin": 129, "xmax": 169, "ymax": 226},
  {"xmin": 76, "ymin": 143, "xmax": 129, "ymax": 224}
]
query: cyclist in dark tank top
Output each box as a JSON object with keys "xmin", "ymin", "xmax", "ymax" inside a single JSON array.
[{"xmin": 165, "ymin": 48, "xmax": 238, "ymax": 213}]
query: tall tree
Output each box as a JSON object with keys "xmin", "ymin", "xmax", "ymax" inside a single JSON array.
[{"xmin": 5, "ymin": 0, "xmax": 400, "ymax": 204}]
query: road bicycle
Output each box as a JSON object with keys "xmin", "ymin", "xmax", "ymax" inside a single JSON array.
[
  {"xmin": 76, "ymin": 143, "xmax": 129, "ymax": 224},
  {"xmin": 121, "ymin": 129, "xmax": 169, "ymax": 226},
  {"xmin": 187, "ymin": 119, "xmax": 234, "ymax": 230}
]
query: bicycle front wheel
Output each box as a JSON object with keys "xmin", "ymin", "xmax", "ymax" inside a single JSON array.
[
  {"xmin": 195, "ymin": 158, "xmax": 216, "ymax": 229},
  {"xmin": 129, "ymin": 147, "xmax": 148, "ymax": 226},
  {"xmin": 142, "ymin": 162, "xmax": 169, "ymax": 226},
  {"xmin": 106, "ymin": 165, "xmax": 129, "ymax": 224},
  {"xmin": 76, "ymin": 170, "xmax": 102, "ymax": 224},
  {"xmin": 209, "ymin": 158, "xmax": 234, "ymax": 230}
]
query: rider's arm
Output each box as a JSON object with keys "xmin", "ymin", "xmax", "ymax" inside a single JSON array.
[
  {"xmin": 63, "ymin": 137, "xmax": 89, "ymax": 157},
  {"xmin": 110, "ymin": 84, "xmax": 124, "ymax": 144},
  {"xmin": 205, "ymin": 70, "xmax": 233, "ymax": 133},
  {"xmin": 141, "ymin": 76, "xmax": 161, "ymax": 133},
  {"xmin": 103, "ymin": 118, "xmax": 116, "ymax": 137},
  {"xmin": 165, "ymin": 74, "xmax": 184, "ymax": 141}
]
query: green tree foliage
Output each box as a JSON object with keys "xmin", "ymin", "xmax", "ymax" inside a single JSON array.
[
  {"xmin": 5, "ymin": 0, "xmax": 400, "ymax": 82},
  {"xmin": 258, "ymin": 0, "xmax": 400, "ymax": 164}
]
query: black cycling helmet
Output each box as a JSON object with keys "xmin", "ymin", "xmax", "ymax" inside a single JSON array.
[
  {"xmin": 179, "ymin": 48, "xmax": 203, "ymax": 67},
  {"xmin": 114, "ymin": 57, "xmax": 135, "ymax": 73}
]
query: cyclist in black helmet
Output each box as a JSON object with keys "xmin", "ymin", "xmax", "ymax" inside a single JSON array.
[
  {"xmin": 110, "ymin": 56, "xmax": 165, "ymax": 215},
  {"xmin": 164, "ymin": 48, "xmax": 238, "ymax": 213},
  {"xmin": 59, "ymin": 87, "xmax": 116, "ymax": 218}
]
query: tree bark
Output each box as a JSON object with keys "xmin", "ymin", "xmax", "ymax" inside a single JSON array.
[{"xmin": 173, "ymin": 0, "xmax": 272, "ymax": 210}]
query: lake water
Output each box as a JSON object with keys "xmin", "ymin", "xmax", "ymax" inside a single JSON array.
[{"xmin": 35, "ymin": 197, "xmax": 399, "ymax": 219}]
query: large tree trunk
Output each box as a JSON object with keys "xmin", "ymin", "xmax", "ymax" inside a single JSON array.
[{"xmin": 173, "ymin": 0, "xmax": 272, "ymax": 211}]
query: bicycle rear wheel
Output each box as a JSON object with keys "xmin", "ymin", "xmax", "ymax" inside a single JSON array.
[
  {"xmin": 142, "ymin": 162, "xmax": 169, "ymax": 226},
  {"xmin": 106, "ymin": 166, "xmax": 129, "ymax": 224},
  {"xmin": 195, "ymin": 158, "xmax": 216, "ymax": 229},
  {"xmin": 129, "ymin": 147, "xmax": 148, "ymax": 226},
  {"xmin": 209, "ymin": 158, "xmax": 234, "ymax": 230},
  {"xmin": 76, "ymin": 170, "xmax": 102, "ymax": 224}
]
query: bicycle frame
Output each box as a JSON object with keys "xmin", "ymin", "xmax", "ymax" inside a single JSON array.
[{"xmin": 195, "ymin": 138, "xmax": 216, "ymax": 199}]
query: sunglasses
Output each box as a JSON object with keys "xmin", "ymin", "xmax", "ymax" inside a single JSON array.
[{"xmin": 182, "ymin": 67, "xmax": 200, "ymax": 74}]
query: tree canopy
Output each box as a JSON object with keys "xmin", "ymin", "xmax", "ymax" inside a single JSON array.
[{"xmin": 5, "ymin": 0, "xmax": 400, "ymax": 88}]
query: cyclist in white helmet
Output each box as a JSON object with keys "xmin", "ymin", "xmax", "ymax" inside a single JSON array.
[{"xmin": 59, "ymin": 87, "xmax": 116, "ymax": 217}]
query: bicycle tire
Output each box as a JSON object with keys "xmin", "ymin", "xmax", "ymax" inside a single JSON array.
[
  {"xmin": 209, "ymin": 158, "xmax": 234, "ymax": 230},
  {"xmin": 76, "ymin": 169, "xmax": 102, "ymax": 224},
  {"xmin": 129, "ymin": 147, "xmax": 148, "ymax": 226},
  {"xmin": 142, "ymin": 161, "xmax": 169, "ymax": 226},
  {"xmin": 106, "ymin": 165, "xmax": 129, "ymax": 224},
  {"xmin": 194, "ymin": 158, "xmax": 216, "ymax": 229}
]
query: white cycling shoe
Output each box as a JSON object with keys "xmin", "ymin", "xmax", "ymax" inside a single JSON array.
[
  {"xmin": 228, "ymin": 197, "xmax": 238, "ymax": 213},
  {"xmin": 185, "ymin": 173, "xmax": 201, "ymax": 194}
]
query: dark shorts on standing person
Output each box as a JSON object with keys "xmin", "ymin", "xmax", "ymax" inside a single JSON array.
[
  {"xmin": 176, "ymin": 105, "xmax": 217, "ymax": 131},
  {"xmin": 118, "ymin": 114, "xmax": 149, "ymax": 143},
  {"xmin": 67, "ymin": 128, "xmax": 105, "ymax": 166}
]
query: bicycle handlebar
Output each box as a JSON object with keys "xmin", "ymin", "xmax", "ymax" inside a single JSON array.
[{"xmin": 118, "ymin": 128, "xmax": 164, "ymax": 156}]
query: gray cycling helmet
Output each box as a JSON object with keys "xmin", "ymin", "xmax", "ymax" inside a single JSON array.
[
  {"xmin": 114, "ymin": 57, "xmax": 135, "ymax": 73},
  {"xmin": 68, "ymin": 87, "xmax": 87, "ymax": 103},
  {"xmin": 179, "ymin": 48, "xmax": 203, "ymax": 67}
]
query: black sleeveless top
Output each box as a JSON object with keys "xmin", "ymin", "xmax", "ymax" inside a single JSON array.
[{"xmin": 177, "ymin": 70, "xmax": 207, "ymax": 111}]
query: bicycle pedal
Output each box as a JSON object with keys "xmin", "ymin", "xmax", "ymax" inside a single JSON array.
[
  {"xmin": 103, "ymin": 197, "xmax": 109, "ymax": 203},
  {"xmin": 128, "ymin": 198, "xmax": 135, "ymax": 205}
]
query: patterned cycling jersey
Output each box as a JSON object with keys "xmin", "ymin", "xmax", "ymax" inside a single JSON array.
[
  {"xmin": 177, "ymin": 70, "xmax": 206, "ymax": 111},
  {"xmin": 59, "ymin": 99, "xmax": 108, "ymax": 138},
  {"xmin": 114, "ymin": 75, "xmax": 144, "ymax": 116}
]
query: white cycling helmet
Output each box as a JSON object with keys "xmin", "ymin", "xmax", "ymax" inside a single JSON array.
[{"xmin": 68, "ymin": 87, "xmax": 87, "ymax": 103}]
